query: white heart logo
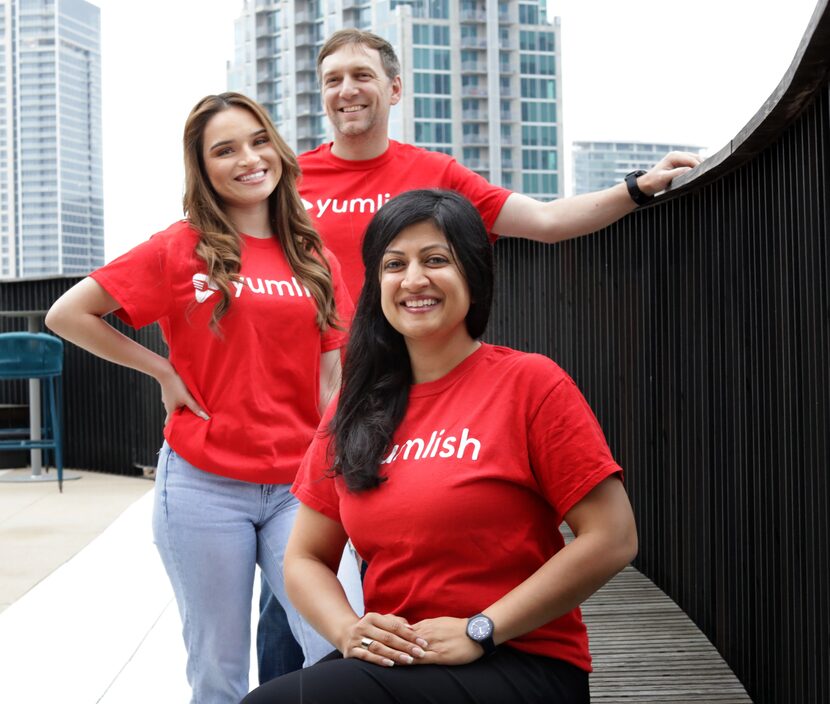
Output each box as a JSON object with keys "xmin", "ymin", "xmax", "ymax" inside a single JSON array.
[{"xmin": 192, "ymin": 273, "xmax": 218, "ymax": 303}]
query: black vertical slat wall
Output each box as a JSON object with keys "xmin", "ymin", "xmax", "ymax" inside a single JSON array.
[
  {"xmin": 0, "ymin": 276, "xmax": 166, "ymax": 473},
  {"xmin": 485, "ymin": 64, "xmax": 829, "ymax": 704}
]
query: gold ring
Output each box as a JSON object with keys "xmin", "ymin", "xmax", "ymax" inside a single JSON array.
[{"xmin": 360, "ymin": 637, "xmax": 374, "ymax": 649}]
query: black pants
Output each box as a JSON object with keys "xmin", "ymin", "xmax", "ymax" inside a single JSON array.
[{"xmin": 240, "ymin": 647, "xmax": 590, "ymax": 703}]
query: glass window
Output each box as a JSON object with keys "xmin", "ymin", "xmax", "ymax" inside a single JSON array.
[
  {"xmin": 414, "ymin": 47, "xmax": 450, "ymax": 70},
  {"xmin": 413, "ymin": 24, "xmax": 449, "ymax": 45},
  {"xmin": 522, "ymin": 149, "xmax": 557, "ymax": 170},
  {"xmin": 519, "ymin": 4, "xmax": 539, "ymax": 25},
  {"xmin": 521, "ymin": 101, "xmax": 556, "ymax": 122},
  {"xmin": 521, "ymin": 77, "xmax": 556, "ymax": 99},
  {"xmin": 415, "ymin": 121, "xmax": 452, "ymax": 143},
  {"xmin": 520, "ymin": 53, "xmax": 555, "ymax": 75},
  {"xmin": 522, "ymin": 172, "xmax": 557, "ymax": 195},
  {"xmin": 521, "ymin": 125, "xmax": 557, "ymax": 147},
  {"xmin": 415, "ymin": 97, "xmax": 451, "ymax": 118},
  {"xmin": 414, "ymin": 72, "xmax": 451, "ymax": 94},
  {"xmin": 429, "ymin": 0, "xmax": 449, "ymax": 18}
]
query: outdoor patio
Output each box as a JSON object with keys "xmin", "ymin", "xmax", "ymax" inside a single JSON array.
[
  {"xmin": 1, "ymin": 2, "xmax": 828, "ymax": 702},
  {"xmin": 0, "ymin": 468, "xmax": 751, "ymax": 703}
]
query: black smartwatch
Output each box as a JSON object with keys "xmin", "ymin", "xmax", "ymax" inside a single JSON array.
[
  {"xmin": 624, "ymin": 169, "xmax": 654, "ymax": 206},
  {"xmin": 466, "ymin": 613, "xmax": 496, "ymax": 656}
]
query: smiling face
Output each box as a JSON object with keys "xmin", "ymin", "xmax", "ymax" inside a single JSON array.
[
  {"xmin": 319, "ymin": 44, "xmax": 401, "ymax": 144},
  {"xmin": 380, "ymin": 220, "xmax": 473, "ymax": 348},
  {"xmin": 201, "ymin": 106, "xmax": 282, "ymax": 219}
]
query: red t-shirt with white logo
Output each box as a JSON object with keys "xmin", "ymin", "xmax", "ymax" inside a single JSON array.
[
  {"xmin": 90, "ymin": 220, "xmax": 353, "ymax": 484},
  {"xmin": 293, "ymin": 343, "xmax": 622, "ymax": 671},
  {"xmin": 298, "ymin": 140, "xmax": 512, "ymax": 302}
]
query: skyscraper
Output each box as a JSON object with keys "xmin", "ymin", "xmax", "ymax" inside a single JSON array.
[
  {"xmin": 573, "ymin": 141, "xmax": 703, "ymax": 195},
  {"xmin": 228, "ymin": 0, "xmax": 562, "ymax": 200},
  {"xmin": 0, "ymin": 0, "xmax": 104, "ymax": 279}
]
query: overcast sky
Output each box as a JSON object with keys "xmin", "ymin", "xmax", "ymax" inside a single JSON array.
[{"xmin": 93, "ymin": 0, "xmax": 820, "ymax": 259}]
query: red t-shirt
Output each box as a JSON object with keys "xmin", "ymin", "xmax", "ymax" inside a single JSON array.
[
  {"xmin": 91, "ymin": 220, "xmax": 353, "ymax": 484},
  {"xmin": 293, "ymin": 343, "xmax": 622, "ymax": 671},
  {"xmin": 298, "ymin": 140, "xmax": 512, "ymax": 301}
]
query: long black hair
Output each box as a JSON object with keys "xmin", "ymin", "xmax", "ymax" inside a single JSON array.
[{"xmin": 330, "ymin": 189, "xmax": 494, "ymax": 492}]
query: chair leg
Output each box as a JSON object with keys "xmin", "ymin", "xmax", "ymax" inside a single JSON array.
[{"xmin": 49, "ymin": 379, "xmax": 63, "ymax": 493}]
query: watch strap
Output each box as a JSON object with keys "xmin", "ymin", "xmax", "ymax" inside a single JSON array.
[{"xmin": 625, "ymin": 169, "xmax": 654, "ymax": 206}]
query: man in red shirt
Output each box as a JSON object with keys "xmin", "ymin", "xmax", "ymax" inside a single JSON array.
[
  {"xmin": 257, "ymin": 27, "xmax": 700, "ymax": 682},
  {"xmin": 298, "ymin": 29, "xmax": 701, "ymax": 303}
]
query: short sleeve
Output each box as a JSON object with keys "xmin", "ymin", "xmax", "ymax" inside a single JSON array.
[
  {"xmin": 320, "ymin": 248, "xmax": 353, "ymax": 352},
  {"xmin": 89, "ymin": 233, "xmax": 172, "ymax": 329},
  {"xmin": 292, "ymin": 402, "xmax": 342, "ymax": 523},
  {"xmin": 447, "ymin": 159, "xmax": 512, "ymax": 240},
  {"xmin": 527, "ymin": 376, "xmax": 622, "ymax": 520}
]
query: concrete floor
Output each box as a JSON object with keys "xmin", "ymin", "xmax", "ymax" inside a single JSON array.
[
  {"xmin": 0, "ymin": 467, "xmax": 268, "ymax": 703},
  {"xmin": 0, "ymin": 468, "xmax": 152, "ymax": 613}
]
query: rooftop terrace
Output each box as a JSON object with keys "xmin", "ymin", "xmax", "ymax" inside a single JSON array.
[{"xmin": 1, "ymin": 1, "xmax": 828, "ymax": 701}]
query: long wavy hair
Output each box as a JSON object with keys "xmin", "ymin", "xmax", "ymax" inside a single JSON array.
[
  {"xmin": 330, "ymin": 189, "xmax": 494, "ymax": 492},
  {"xmin": 183, "ymin": 92, "xmax": 339, "ymax": 331}
]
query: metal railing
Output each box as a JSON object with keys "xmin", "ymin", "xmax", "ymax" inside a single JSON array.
[{"xmin": 486, "ymin": 2, "xmax": 829, "ymax": 701}]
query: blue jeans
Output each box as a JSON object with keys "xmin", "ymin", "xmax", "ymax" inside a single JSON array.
[
  {"xmin": 152, "ymin": 443, "xmax": 361, "ymax": 704},
  {"xmin": 256, "ymin": 573, "xmax": 303, "ymax": 684}
]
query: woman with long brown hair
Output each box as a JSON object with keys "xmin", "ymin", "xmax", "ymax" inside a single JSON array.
[{"xmin": 46, "ymin": 93, "xmax": 361, "ymax": 704}]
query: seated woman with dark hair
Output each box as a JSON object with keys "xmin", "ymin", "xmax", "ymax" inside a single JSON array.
[{"xmin": 243, "ymin": 189, "xmax": 637, "ymax": 704}]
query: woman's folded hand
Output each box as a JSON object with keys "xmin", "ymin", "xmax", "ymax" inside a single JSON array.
[
  {"xmin": 411, "ymin": 617, "xmax": 485, "ymax": 666},
  {"xmin": 340, "ymin": 612, "xmax": 429, "ymax": 667}
]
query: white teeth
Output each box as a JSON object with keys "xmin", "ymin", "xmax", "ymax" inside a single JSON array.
[
  {"xmin": 237, "ymin": 170, "xmax": 264, "ymax": 182},
  {"xmin": 404, "ymin": 299, "xmax": 438, "ymax": 308},
  {"xmin": 341, "ymin": 106, "xmax": 363, "ymax": 113}
]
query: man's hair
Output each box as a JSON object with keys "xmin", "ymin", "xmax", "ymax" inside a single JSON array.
[{"xmin": 316, "ymin": 28, "xmax": 400, "ymax": 82}]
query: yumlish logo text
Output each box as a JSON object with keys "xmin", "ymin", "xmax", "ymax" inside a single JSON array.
[
  {"xmin": 191, "ymin": 273, "xmax": 311, "ymax": 303},
  {"xmin": 302, "ymin": 193, "xmax": 392, "ymax": 218},
  {"xmin": 381, "ymin": 428, "xmax": 481, "ymax": 464}
]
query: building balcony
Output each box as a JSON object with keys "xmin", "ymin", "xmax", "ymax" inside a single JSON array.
[
  {"xmin": 459, "ymin": 9, "xmax": 487, "ymax": 22},
  {"xmin": 295, "ymin": 100, "xmax": 316, "ymax": 117},
  {"xmin": 461, "ymin": 85, "xmax": 488, "ymax": 97},
  {"xmin": 295, "ymin": 56, "xmax": 316, "ymax": 73},
  {"xmin": 460, "ymin": 36, "xmax": 487, "ymax": 49},
  {"xmin": 461, "ymin": 61, "xmax": 487, "ymax": 73},
  {"xmin": 462, "ymin": 133, "xmax": 488, "ymax": 145},
  {"xmin": 295, "ymin": 31, "xmax": 314, "ymax": 46},
  {"xmin": 294, "ymin": 8, "xmax": 313, "ymax": 24},
  {"xmin": 462, "ymin": 110, "xmax": 487, "ymax": 122},
  {"xmin": 295, "ymin": 79, "xmax": 318, "ymax": 94}
]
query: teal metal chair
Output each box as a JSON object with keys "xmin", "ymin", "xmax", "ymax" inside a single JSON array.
[{"xmin": 0, "ymin": 333, "xmax": 64, "ymax": 490}]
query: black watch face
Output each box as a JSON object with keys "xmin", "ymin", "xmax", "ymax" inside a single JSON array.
[{"xmin": 468, "ymin": 615, "xmax": 493, "ymax": 641}]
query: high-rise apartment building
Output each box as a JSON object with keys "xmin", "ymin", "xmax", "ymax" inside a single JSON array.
[
  {"xmin": 0, "ymin": 0, "xmax": 104, "ymax": 279},
  {"xmin": 573, "ymin": 141, "xmax": 703, "ymax": 195},
  {"xmin": 228, "ymin": 0, "xmax": 562, "ymax": 200}
]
